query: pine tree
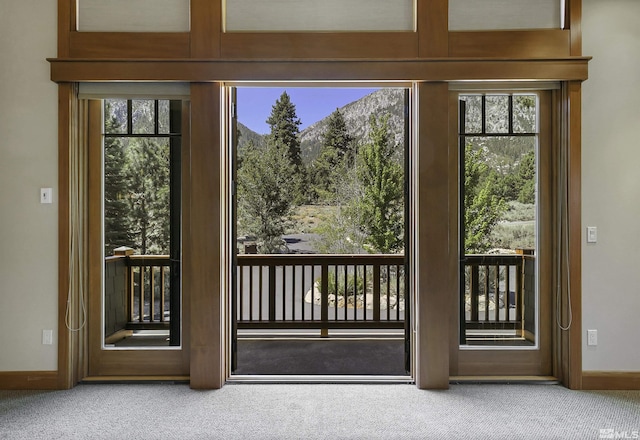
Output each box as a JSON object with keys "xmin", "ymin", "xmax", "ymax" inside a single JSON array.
[
  {"xmin": 125, "ymin": 138, "xmax": 170, "ymax": 255},
  {"xmin": 266, "ymin": 91, "xmax": 306, "ymax": 203},
  {"xmin": 103, "ymin": 103, "xmax": 132, "ymax": 256},
  {"xmin": 237, "ymin": 140, "xmax": 296, "ymax": 253},
  {"xmin": 266, "ymin": 91, "xmax": 302, "ymax": 167},
  {"xmin": 104, "ymin": 136, "xmax": 132, "ymax": 255},
  {"xmin": 353, "ymin": 114, "xmax": 404, "ymax": 254},
  {"xmin": 310, "ymin": 109, "xmax": 354, "ymax": 202},
  {"xmin": 464, "ymin": 147, "xmax": 507, "ymax": 253}
]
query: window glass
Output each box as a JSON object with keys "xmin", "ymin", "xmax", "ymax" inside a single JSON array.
[
  {"xmin": 450, "ymin": 0, "xmax": 562, "ymax": 31},
  {"xmin": 459, "ymin": 94, "xmax": 538, "ymax": 348},
  {"xmin": 77, "ymin": 0, "xmax": 190, "ymax": 32},
  {"xmin": 225, "ymin": 0, "xmax": 414, "ymax": 32},
  {"xmin": 103, "ymin": 99, "xmax": 182, "ymax": 349}
]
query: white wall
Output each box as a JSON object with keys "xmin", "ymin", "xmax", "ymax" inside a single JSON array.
[
  {"xmin": 582, "ymin": 0, "xmax": 640, "ymax": 371},
  {"xmin": 0, "ymin": 0, "xmax": 637, "ymax": 375},
  {"xmin": 0, "ymin": 0, "xmax": 59, "ymax": 371}
]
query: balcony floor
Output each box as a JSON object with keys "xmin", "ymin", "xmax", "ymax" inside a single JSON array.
[{"xmin": 234, "ymin": 334, "xmax": 407, "ymax": 376}]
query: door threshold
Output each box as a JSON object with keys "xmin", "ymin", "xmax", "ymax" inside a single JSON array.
[
  {"xmin": 82, "ymin": 375, "xmax": 190, "ymax": 384},
  {"xmin": 227, "ymin": 375, "xmax": 414, "ymax": 384},
  {"xmin": 450, "ymin": 375, "xmax": 559, "ymax": 385}
]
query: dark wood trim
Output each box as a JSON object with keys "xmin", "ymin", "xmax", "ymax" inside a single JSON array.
[
  {"xmin": 58, "ymin": 0, "xmax": 72, "ymax": 57},
  {"xmin": 538, "ymin": 91, "xmax": 554, "ymax": 376},
  {"xmin": 87, "ymin": 99, "xmax": 102, "ymax": 377},
  {"xmin": 86, "ymin": 100, "xmax": 190, "ymax": 377},
  {"xmin": 181, "ymin": 101, "xmax": 192, "ymax": 370},
  {"xmin": 457, "ymin": 351, "xmax": 553, "ymax": 376},
  {"xmin": 450, "ymin": 90, "xmax": 554, "ymax": 378},
  {"xmin": 82, "ymin": 375, "xmax": 190, "ymax": 383},
  {"xmin": 69, "ymin": 32, "xmax": 190, "ymax": 59},
  {"xmin": 554, "ymin": 82, "xmax": 583, "ymax": 390},
  {"xmin": 88, "ymin": 351, "xmax": 189, "ymax": 376},
  {"xmin": 189, "ymin": 83, "xmax": 225, "ymax": 389},
  {"xmin": 449, "ymin": 30, "xmax": 571, "ymax": 59},
  {"xmin": 415, "ymin": 82, "xmax": 451, "ymax": 389},
  {"xmin": 55, "ymin": 0, "xmax": 583, "ymax": 62},
  {"xmin": 57, "ymin": 83, "xmax": 74, "ymax": 389},
  {"xmin": 448, "ymin": 91, "xmax": 460, "ymax": 377},
  {"xmin": 190, "ymin": 0, "xmax": 221, "ymax": 58},
  {"xmin": 0, "ymin": 372, "xmax": 60, "ymax": 390},
  {"xmin": 582, "ymin": 372, "xmax": 640, "ymax": 390},
  {"xmin": 49, "ymin": 58, "xmax": 590, "ymax": 83},
  {"xmin": 220, "ymin": 33, "xmax": 419, "ymax": 59},
  {"xmin": 568, "ymin": 0, "xmax": 582, "ymax": 56},
  {"xmin": 566, "ymin": 81, "xmax": 583, "ymax": 389},
  {"xmin": 418, "ymin": 0, "xmax": 448, "ymax": 57}
]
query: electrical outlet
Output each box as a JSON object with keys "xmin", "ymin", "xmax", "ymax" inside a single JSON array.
[
  {"xmin": 42, "ymin": 329, "xmax": 53, "ymax": 345},
  {"xmin": 587, "ymin": 329, "xmax": 598, "ymax": 346}
]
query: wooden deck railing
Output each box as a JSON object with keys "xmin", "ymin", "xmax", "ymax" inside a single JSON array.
[
  {"xmin": 105, "ymin": 252, "xmax": 171, "ymax": 333},
  {"xmin": 105, "ymin": 250, "xmax": 535, "ymax": 339},
  {"xmin": 462, "ymin": 250, "xmax": 535, "ymax": 334},
  {"xmin": 236, "ymin": 254, "xmax": 406, "ymax": 335}
]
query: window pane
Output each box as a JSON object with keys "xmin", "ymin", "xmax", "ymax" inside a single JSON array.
[
  {"xmin": 225, "ymin": 0, "xmax": 414, "ymax": 32},
  {"xmin": 462, "ymin": 95, "xmax": 482, "ymax": 134},
  {"xmin": 450, "ymin": 0, "xmax": 562, "ymax": 31},
  {"xmin": 461, "ymin": 133, "xmax": 537, "ymax": 348},
  {"xmin": 77, "ymin": 0, "xmax": 190, "ymax": 32},
  {"xmin": 158, "ymin": 100, "xmax": 171, "ymax": 134},
  {"xmin": 485, "ymin": 95, "xmax": 509, "ymax": 134},
  {"xmin": 104, "ymin": 100, "xmax": 128, "ymax": 134},
  {"xmin": 513, "ymin": 95, "xmax": 537, "ymax": 134},
  {"xmin": 132, "ymin": 100, "xmax": 155, "ymax": 135}
]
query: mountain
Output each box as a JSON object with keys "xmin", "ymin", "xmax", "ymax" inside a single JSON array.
[
  {"xmin": 236, "ymin": 88, "xmax": 407, "ymax": 164},
  {"xmin": 298, "ymin": 88, "xmax": 406, "ymax": 164},
  {"xmin": 237, "ymin": 121, "xmax": 265, "ymax": 150}
]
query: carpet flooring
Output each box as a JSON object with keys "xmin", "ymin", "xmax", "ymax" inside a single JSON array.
[
  {"xmin": 235, "ymin": 338, "xmax": 407, "ymax": 375},
  {"xmin": 2, "ymin": 384, "xmax": 639, "ymax": 439}
]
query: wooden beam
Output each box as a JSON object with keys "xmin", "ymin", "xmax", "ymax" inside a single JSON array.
[
  {"xmin": 220, "ymin": 32, "xmax": 418, "ymax": 59},
  {"xmin": 49, "ymin": 58, "xmax": 590, "ymax": 83},
  {"xmin": 69, "ymin": 33, "xmax": 190, "ymax": 59},
  {"xmin": 189, "ymin": 83, "xmax": 225, "ymax": 389},
  {"xmin": 415, "ymin": 82, "xmax": 451, "ymax": 389},
  {"xmin": 450, "ymin": 30, "xmax": 571, "ymax": 59},
  {"xmin": 567, "ymin": 0, "xmax": 582, "ymax": 56},
  {"xmin": 190, "ymin": 0, "xmax": 221, "ymax": 57},
  {"xmin": 418, "ymin": 0, "xmax": 448, "ymax": 57},
  {"xmin": 58, "ymin": 0, "xmax": 73, "ymax": 57}
]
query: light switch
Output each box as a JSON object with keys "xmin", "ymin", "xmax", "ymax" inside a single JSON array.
[
  {"xmin": 40, "ymin": 188, "xmax": 53, "ymax": 204},
  {"xmin": 587, "ymin": 226, "xmax": 597, "ymax": 243},
  {"xmin": 42, "ymin": 329, "xmax": 53, "ymax": 345}
]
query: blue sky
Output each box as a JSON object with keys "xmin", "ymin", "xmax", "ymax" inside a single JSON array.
[{"xmin": 237, "ymin": 87, "xmax": 377, "ymax": 134}]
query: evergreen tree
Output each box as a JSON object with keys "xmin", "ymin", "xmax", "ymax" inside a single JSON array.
[
  {"xmin": 103, "ymin": 101, "xmax": 132, "ymax": 255},
  {"xmin": 103, "ymin": 121, "xmax": 132, "ymax": 255},
  {"xmin": 266, "ymin": 91, "xmax": 306, "ymax": 202},
  {"xmin": 309, "ymin": 109, "xmax": 354, "ymax": 202},
  {"xmin": 516, "ymin": 150, "xmax": 536, "ymax": 204},
  {"xmin": 353, "ymin": 114, "xmax": 404, "ymax": 254},
  {"xmin": 464, "ymin": 147, "xmax": 507, "ymax": 253},
  {"xmin": 237, "ymin": 139, "xmax": 296, "ymax": 253},
  {"xmin": 125, "ymin": 138, "xmax": 170, "ymax": 255}
]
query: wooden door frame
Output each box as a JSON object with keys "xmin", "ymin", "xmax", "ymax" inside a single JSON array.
[
  {"xmin": 83, "ymin": 99, "xmax": 191, "ymax": 378},
  {"xmin": 55, "ymin": 77, "xmax": 583, "ymax": 391},
  {"xmin": 448, "ymin": 89, "xmax": 554, "ymax": 377}
]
